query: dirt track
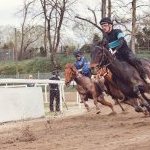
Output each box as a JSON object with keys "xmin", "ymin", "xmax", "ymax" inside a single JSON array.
[{"xmin": 0, "ymin": 102, "xmax": 150, "ymax": 150}]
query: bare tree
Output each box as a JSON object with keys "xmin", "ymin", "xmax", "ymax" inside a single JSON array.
[
  {"xmin": 40, "ymin": 0, "xmax": 76, "ymax": 66},
  {"xmin": 113, "ymin": 0, "xmax": 149, "ymax": 53},
  {"xmin": 19, "ymin": 0, "xmax": 37, "ymax": 60},
  {"xmin": 19, "ymin": 0, "xmax": 33, "ymax": 60},
  {"xmin": 75, "ymin": 0, "xmax": 113, "ymax": 42}
]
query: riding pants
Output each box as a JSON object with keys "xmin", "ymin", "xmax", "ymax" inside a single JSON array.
[
  {"xmin": 49, "ymin": 89, "xmax": 60, "ymax": 112},
  {"xmin": 116, "ymin": 50, "xmax": 146, "ymax": 79}
]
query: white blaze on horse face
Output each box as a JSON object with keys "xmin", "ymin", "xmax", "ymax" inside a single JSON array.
[{"xmin": 65, "ymin": 69, "xmax": 73, "ymax": 84}]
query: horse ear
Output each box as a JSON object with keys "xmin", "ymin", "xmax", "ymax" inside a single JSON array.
[
  {"xmin": 71, "ymin": 65, "xmax": 78, "ymax": 73},
  {"xmin": 101, "ymin": 38, "xmax": 108, "ymax": 47}
]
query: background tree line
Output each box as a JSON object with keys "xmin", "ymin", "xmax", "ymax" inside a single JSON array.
[{"xmin": 0, "ymin": 0, "xmax": 149, "ymax": 66}]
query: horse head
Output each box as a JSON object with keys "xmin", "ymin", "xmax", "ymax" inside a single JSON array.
[
  {"xmin": 64, "ymin": 63, "xmax": 78, "ymax": 86},
  {"xmin": 97, "ymin": 67, "xmax": 108, "ymax": 76},
  {"xmin": 90, "ymin": 43, "xmax": 114, "ymax": 75}
]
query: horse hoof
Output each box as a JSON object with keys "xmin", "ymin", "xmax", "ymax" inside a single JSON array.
[
  {"xmin": 96, "ymin": 110, "xmax": 101, "ymax": 114},
  {"xmin": 121, "ymin": 111, "xmax": 128, "ymax": 115},
  {"xmin": 143, "ymin": 111, "xmax": 149, "ymax": 116},
  {"xmin": 108, "ymin": 112, "xmax": 117, "ymax": 116},
  {"xmin": 87, "ymin": 109, "xmax": 90, "ymax": 112}
]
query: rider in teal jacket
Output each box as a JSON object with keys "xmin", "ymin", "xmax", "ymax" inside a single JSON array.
[{"xmin": 100, "ymin": 17, "xmax": 150, "ymax": 84}]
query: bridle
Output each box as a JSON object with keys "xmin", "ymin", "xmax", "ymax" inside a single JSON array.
[{"xmin": 94, "ymin": 45, "xmax": 111, "ymax": 69}]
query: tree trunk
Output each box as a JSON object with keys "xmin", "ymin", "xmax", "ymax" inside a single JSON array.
[
  {"xmin": 101, "ymin": 0, "xmax": 107, "ymax": 18},
  {"xmin": 131, "ymin": 0, "xmax": 136, "ymax": 54},
  {"xmin": 107, "ymin": 0, "xmax": 111, "ymax": 18},
  {"xmin": 44, "ymin": 18, "xmax": 47, "ymax": 54}
]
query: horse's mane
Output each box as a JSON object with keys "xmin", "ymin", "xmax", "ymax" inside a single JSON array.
[{"xmin": 65, "ymin": 63, "xmax": 74, "ymax": 69}]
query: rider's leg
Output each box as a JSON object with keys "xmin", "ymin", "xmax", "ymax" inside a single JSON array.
[{"xmin": 126, "ymin": 51, "xmax": 150, "ymax": 84}]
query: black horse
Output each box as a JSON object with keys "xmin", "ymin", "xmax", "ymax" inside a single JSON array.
[{"xmin": 90, "ymin": 42, "xmax": 150, "ymax": 114}]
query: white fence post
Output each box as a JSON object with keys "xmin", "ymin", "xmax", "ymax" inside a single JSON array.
[
  {"xmin": 59, "ymin": 84, "xmax": 63, "ymax": 112},
  {"xmin": 76, "ymin": 92, "xmax": 81, "ymax": 108},
  {"xmin": 44, "ymin": 84, "xmax": 48, "ymax": 103}
]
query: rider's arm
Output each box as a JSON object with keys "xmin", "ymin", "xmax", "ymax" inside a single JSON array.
[
  {"xmin": 115, "ymin": 37, "xmax": 125, "ymax": 51},
  {"xmin": 115, "ymin": 30, "xmax": 125, "ymax": 51}
]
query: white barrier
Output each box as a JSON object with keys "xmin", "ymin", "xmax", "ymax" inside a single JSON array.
[
  {"xmin": 0, "ymin": 79, "xmax": 81, "ymax": 112},
  {"xmin": 0, "ymin": 79, "xmax": 65, "ymax": 112},
  {"xmin": 0, "ymin": 87, "xmax": 45, "ymax": 123}
]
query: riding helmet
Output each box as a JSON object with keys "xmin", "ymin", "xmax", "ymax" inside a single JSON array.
[
  {"xmin": 100, "ymin": 17, "xmax": 113, "ymax": 25},
  {"xmin": 73, "ymin": 49, "xmax": 82, "ymax": 57},
  {"xmin": 52, "ymin": 70, "xmax": 56, "ymax": 75}
]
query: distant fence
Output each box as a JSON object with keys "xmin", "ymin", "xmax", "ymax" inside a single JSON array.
[
  {"xmin": 136, "ymin": 46, "xmax": 150, "ymax": 52},
  {"xmin": 0, "ymin": 71, "xmax": 64, "ymax": 79}
]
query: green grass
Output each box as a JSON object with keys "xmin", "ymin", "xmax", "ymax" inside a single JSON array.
[
  {"xmin": 0, "ymin": 52, "xmax": 149, "ymax": 75},
  {"xmin": 137, "ymin": 53, "xmax": 150, "ymax": 59}
]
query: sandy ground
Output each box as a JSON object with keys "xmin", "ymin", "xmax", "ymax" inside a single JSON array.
[{"xmin": 0, "ymin": 96, "xmax": 150, "ymax": 150}]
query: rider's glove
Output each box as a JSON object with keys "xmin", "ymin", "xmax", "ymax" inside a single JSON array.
[
  {"xmin": 78, "ymin": 68, "xmax": 82, "ymax": 72},
  {"xmin": 109, "ymin": 48, "xmax": 117, "ymax": 55}
]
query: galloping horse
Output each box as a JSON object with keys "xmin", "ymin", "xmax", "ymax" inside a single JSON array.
[
  {"xmin": 90, "ymin": 43, "xmax": 150, "ymax": 114},
  {"xmin": 96, "ymin": 67, "xmax": 146, "ymax": 112},
  {"xmin": 64, "ymin": 63, "xmax": 116, "ymax": 114}
]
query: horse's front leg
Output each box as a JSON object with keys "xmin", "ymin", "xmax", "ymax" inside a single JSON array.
[
  {"xmin": 98, "ymin": 95, "xmax": 116, "ymax": 115},
  {"xmin": 125, "ymin": 98, "xmax": 149, "ymax": 116},
  {"xmin": 93, "ymin": 95, "xmax": 101, "ymax": 114}
]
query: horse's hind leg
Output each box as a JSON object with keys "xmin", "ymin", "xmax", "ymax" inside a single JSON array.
[
  {"xmin": 137, "ymin": 93, "xmax": 150, "ymax": 116},
  {"xmin": 115, "ymin": 99, "xmax": 125, "ymax": 112},
  {"xmin": 98, "ymin": 97, "xmax": 116, "ymax": 114},
  {"xmin": 84, "ymin": 102, "xmax": 90, "ymax": 112},
  {"xmin": 80, "ymin": 95, "xmax": 90, "ymax": 112},
  {"xmin": 93, "ymin": 96, "xmax": 101, "ymax": 114}
]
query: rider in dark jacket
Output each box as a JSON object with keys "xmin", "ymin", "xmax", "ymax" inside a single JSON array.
[
  {"xmin": 49, "ymin": 71, "xmax": 60, "ymax": 112},
  {"xmin": 99, "ymin": 17, "xmax": 150, "ymax": 84}
]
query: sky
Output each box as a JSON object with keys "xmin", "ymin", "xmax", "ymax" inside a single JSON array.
[
  {"xmin": 0, "ymin": 0, "xmax": 149, "ymax": 26},
  {"xmin": 0, "ymin": 0, "xmax": 149, "ymax": 46},
  {"xmin": 0, "ymin": 0, "xmax": 99, "ymax": 26},
  {"xmin": 0, "ymin": 0, "xmax": 22, "ymax": 26}
]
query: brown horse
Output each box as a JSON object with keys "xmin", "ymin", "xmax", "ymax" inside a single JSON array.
[
  {"xmin": 90, "ymin": 43, "xmax": 150, "ymax": 115},
  {"xmin": 96, "ymin": 67, "xmax": 148, "ymax": 113},
  {"xmin": 64, "ymin": 63, "xmax": 116, "ymax": 114}
]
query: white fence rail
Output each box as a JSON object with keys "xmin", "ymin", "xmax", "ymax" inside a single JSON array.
[{"xmin": 0, "ymin": 79, "xmax": 80, "ymax": 112}]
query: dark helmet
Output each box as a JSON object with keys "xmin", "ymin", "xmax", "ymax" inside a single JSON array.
[
  {"xmin": 52, "ymin": 70, "xmax": 56, "ymax": 75},
  {"xmin": 73, "ymin": 49, "xmax": 82, "ymax": 57},
  {"xmin": 100, "ymin": 17, "xmax": 113, "ymax": 25},
  {"xmin": 52, "ymin": 70, "xmax": 59, "ymax": 76}
]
